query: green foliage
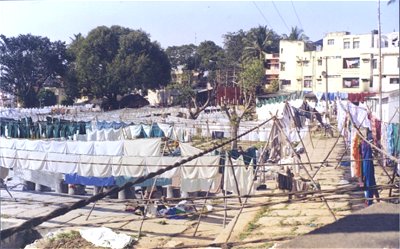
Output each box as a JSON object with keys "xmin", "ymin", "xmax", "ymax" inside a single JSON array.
[
  {"xmin": 223, "ymin": 30, "xmax": 246, "ymax": 66},
  {"xmin": 165, "ymin": 44, "xmax": 198, "ymax": 69},
  {"xmin": 243, "ymin": 26, "xmax": 280, "ymax": 61},
  {"xmin": 37, "ymin": 89, "xmax": 57, "ymax": 107},
  {"xmin": 0, "ymin": 34, "xmax": 68, "ymax": 107},
  {"xmin": 265, "ymin": 79, "xmax": 280, "ymax": 93},
  {"xmin": 70, "ymin": 25, "xmax": 171, "ymax": 109},
  {"xmin": 283, "ymin": 26, "xmax": 309, "ymax": 41},
  {"xmin": 239, "ymin": 59, "xmax": 265, "ymax": 95},
  {"xmin": 167, "ymin": 81, "xmax": 195, "ymax": 106},
  {"xmin": 196, "ymin": 41, "xmax": 224, "ymax": 70}
]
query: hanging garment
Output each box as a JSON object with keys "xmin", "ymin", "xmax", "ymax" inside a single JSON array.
[
  {"xmin": 351, "ymin": 133, "xmax": 362, "ymax": 178},
  {"xmin": 64, "ymin": 173, "xmax": 115, "ymax": 187},
  {"xmin": 361, "ymin": 140, "xmax": 377, "ymax": 206},
  {"xmin": 223, "ymin": 156, "xmax": 254, "ymax": 195}
]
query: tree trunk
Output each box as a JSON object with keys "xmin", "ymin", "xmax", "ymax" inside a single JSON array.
[{"xmin": 230, "ymin": 120, "xmax": 240, "ymax": 150}]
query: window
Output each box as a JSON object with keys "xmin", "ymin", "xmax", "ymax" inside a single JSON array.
[
  {"xmin": 303, "ymin": 76, "xmax": 312, "ymax": 88},
  {"xmin": 390, "ymin": 78, "xmax": 399, "ymax": 84},
  {"xmin": 343, "ymin": 41, "xmax": 350, "ymax": 49},
  {"xmin": 353, "ymin": 40, "xmax": 360, "ymax": 49},
  {"xmin": 343, "ymin": 78, "xmax": 360, "ymax": 88},
  {"xmin": 280, "ymin": 48, "xmax": 283, "ymax": 54},
  {"xmin": 280, "ymin": 62, "xmax": 286, "ymax": 71},
  {"xmin": 372, "ymin": 59, "xmax": 377, "ymax": 69},
  {"xmin": 303, "ymin": 80, "xmax": 312, "ymax": 88},
  {"xmin": 343, "ymin": 57, "xmax": 360, "ymax": 69},
  {"xmin": 318, "ymin": 59, "xmax": 322, "ymax": 66},
  {"xmin": 328, "ymin": 39, "xmax": 334, "ymax": 45},
  {"xmin": 280, "ymin": 80, "xmax": 291, "ymax": 85},
  {"xmin": 303, "ymin": 61, "xmax": 309, "ymax": 67}
]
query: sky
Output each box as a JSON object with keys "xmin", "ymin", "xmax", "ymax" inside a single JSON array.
[{"xmin": 0, "ymin": 0, "xmax": 398, "ymax": 49}]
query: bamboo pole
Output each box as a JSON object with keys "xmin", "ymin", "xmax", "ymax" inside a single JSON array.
[
  {"xmin": 225, "ymin": 118, "xmax": 295, "ymax": 243},
  {"xmin": 284, "ymin": 102, "xmax": 314, "ymax": 170},
  {"xmin": 138, "ymin": 177, "xmax": 158, "ymax": 238},
  {"xmin": 223, "ymin": 189, "xmax": 227, "ymax": 228},
  {"xmin": 193, "ymin": 179, "xmax": 214, "ymax": 236},
  {"xmin": 312, "ymin": 124, "xmax": 345, "ymax": 179},
  {"xmin": 274, "ymin": 117, "xmax": 337, "ymax": 221},
  {"xmin": 227, "ymin": 156, "xmax": 243, "ymax": 205}
]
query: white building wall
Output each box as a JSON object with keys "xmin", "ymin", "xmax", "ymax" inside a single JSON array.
[{"xmin": 278, "ymin": 31, "xmax": 399, "ymax": 94}]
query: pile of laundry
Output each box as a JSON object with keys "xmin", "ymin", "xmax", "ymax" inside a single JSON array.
[{"xmin": 125, "ymin": 200, "xmax": 197, "ymax": 219}]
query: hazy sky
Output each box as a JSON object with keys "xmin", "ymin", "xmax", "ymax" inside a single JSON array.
[{"xmin": 0, "ymin": 0, "xmax": 398, "ymax": 48}]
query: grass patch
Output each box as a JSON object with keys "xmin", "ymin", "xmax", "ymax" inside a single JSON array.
[
  {"xmin": 263, "ymin": 241, "xmax": 275, "ymax": 248},
  {"xmin": 238, "ymin": 207, "xmax": 270, "ymax": 240},
  {"xmin": 157, "ymin": 220, "xmax": 168, "ymax": 225}
]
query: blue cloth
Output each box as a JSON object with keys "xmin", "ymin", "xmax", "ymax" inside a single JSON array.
[
  {"xmin": 65, "ymin": 173, "xmax": 115, "ymax": 186},
  {"xmin": 150, "ymin": 123, "xmax": 165, "ymax": 137},
  {"xmin": 114, "ymin": 176, "xmax": 172, "ymax": 187},
  {"xmin": 165, "ymin": 207, "xmax": 187, "ymax": 219},
  {"xmin": 361, "ymin": 140, "xmax": 376, "ymax": 206}
]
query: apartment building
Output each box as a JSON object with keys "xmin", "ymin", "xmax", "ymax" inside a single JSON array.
[{"xmin": 277, "ymin": 31, "xmax": 399, "ymax": 94}]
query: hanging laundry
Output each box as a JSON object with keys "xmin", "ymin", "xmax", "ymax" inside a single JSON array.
[{"xmin": 361, "ymin": 132, "xmax": 379, "ymax": 206}]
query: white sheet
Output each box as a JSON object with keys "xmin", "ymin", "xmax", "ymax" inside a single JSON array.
[
  {"xmin": 123, "ymin": 138, "xmax": 161, "ymax": 156},
  {"xmin": 224, "ymin": 156, "xmax": 254, "ymax": 195},
  {"xmin": 78, "ymin": 155, "xmax": 112, "ymax": 177},
  {"xmin": 0, "ymin": 148, "xmax": 16, "ymax": 169},
  {"xmin": 16, "ymin": 150, "xmax": 46, "ymax": 171},
  {"xmin": 46, "ymin": 153, "xmax": 79, "ymax": 174},
  {"xmin": 112, "ymin": 156, "xmax": 145, "ymax": 177}
]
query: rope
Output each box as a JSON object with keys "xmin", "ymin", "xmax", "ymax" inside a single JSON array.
[{"xmin": 0, "ymin": 117, "xmax": 273, "ymax": 240}]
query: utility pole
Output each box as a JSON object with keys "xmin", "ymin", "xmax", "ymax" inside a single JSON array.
[
  {"xmin": 325, "ymin": 56, "xmax": 329, "ymax": 116},
  {"xmin": 378, "ymin": 0, "xmax": 383, "ymax": 120}
]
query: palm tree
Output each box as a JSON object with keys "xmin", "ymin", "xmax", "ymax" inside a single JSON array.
[
  {"xmin": 243, "ymin": 26, "xmax": 276, "ymax": 61},
  {"xmin": 283, "ymin": 26, "xmax": 309, "ymax": 41}
]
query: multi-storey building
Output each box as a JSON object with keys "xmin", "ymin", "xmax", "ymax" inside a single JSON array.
[{"xmin": 277, "ymin": 31, "xmax": 399, "ymax": 94}]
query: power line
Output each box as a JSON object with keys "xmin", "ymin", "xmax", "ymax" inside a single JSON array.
[
  {"xmin": 271, "ymin": 0, "xmax": 291, "ymax": 33},
  {"xmin": 252, "ymin": 1, "xmax": 272, "ymax": 28},
  {"xmin": 291, "ymin": 0, "xmax": 303, "ymax": 30}
]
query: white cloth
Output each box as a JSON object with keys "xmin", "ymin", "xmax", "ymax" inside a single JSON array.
[
  {"xmin": 0, "ymin": 148, "xmax": 16, "ymax": 169},
  {"xmin": 123, "ymin": 138, "xmax": 161, "ymax": 156},
  {"xmin": 16, "ymin": 150, "xmax": 46, "ymax": 171},
  {"xmin": 79, "ymin": 227, "xmax": 132, "ymax": 249},
  {"xmin": 46, "ymin": 153, "xmax": 79, "ymax": 174},
  {"xmin": 112, "ymin": 156, "xmax": 145, "ymax": 177},
  {"xmin": 78, "ymin": 155, "xmax": 112, "ymax": 177},
  {"xmin": 224, "ymin": 156, "xmax": 254, "ymax": 195},
  {"xmin": 94, "ymin": 140, "xmax": 124, "ymax": 156}
]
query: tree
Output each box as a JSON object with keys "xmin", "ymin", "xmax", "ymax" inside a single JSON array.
[
  {"xmin": 265, "ymin": 79, "xmax": 280, "ymax": 93},
  {"xmin": 165, "ymin": 44, "xmax": 198, "ymax": 70},
  {"xmin": 71, "ymin": 25, "xmax": 171, "ymax": 108},
  {"xmin": 222, "ymin": 59, "xmax": 265, "ymax": 149},
  {"xmin": 37, "ymin": 89, "xmax": 57, "ymax": 107},
  {"xmin": 243, "ymin": 26, "xmax": 280, "ymax": 61},
  {"xmin": 0, "ymin": 34, "xmax": 68, "ymax": 107},
  {"xmin": 196, "ymin": 41, "xmax": 225, "ymax": 71},
  {"xmin": 223, "ymin": 30, "xmax": 246, "ymax": 67},
  {"xmin": 283, "ymin": 26, "xmax": 309, "ymax": 41}
]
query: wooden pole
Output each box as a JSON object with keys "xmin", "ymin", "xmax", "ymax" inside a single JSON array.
[
  {"xmin": 193, "ymin": 179, "xmax": 214, "ymax": 236},
  {"xmin": 274, "ymin": 117, "xmax": 337, "ymax": 221},
  {"xmin": 312, "ymin": 124, "xmax": 345, "ymax": 179},
  {"xmin": 224, "ymin": 118, "xmax": 278, "ymax": 243},
  {"xmin": 285, "ymin": 102, "xmax": 313, "ymax": 170},
  {"xmin": 227, "ymin": 156, "xmax": 242, "ymax": 205},
  {"xmin": 86, "ymin": 186, "xmax": 103, "ymax": 221},
  {"xmin": 138, "ymin": 177, "xmax": 158, "ymax": 238},
  {"xmin": 223, "ymin": 189, "xmax": 227, "ymax": 228}
]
